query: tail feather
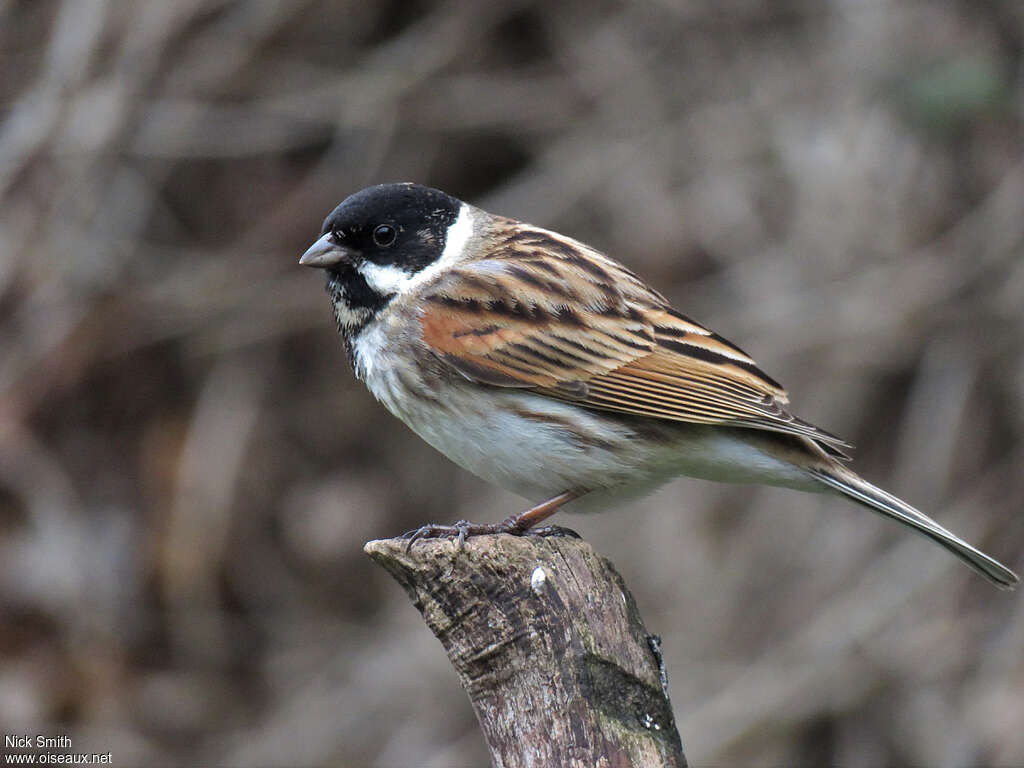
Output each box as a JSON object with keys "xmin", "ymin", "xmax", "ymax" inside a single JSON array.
[{"xmin": 811, "ymin": 468, "xmax": 1018, "ymax": 589}]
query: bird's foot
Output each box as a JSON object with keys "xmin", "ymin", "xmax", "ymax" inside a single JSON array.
[{"xmin": 400, "ymin": 519, "xmax": 580, "ymax": 552}]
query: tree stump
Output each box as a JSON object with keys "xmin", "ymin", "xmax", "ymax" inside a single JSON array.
[{"xmin": 365, "ymin": 534, "xmax": 686, "ymax": 768}]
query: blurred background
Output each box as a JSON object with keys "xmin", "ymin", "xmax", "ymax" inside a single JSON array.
[{"xmin": 1, "ymin": 0, "xmax": 1023, "ymax": 765}]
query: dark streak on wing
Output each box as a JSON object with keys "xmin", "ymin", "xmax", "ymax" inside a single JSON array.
[
  {"xmin": 528, "ymin": 336, "xmax": 595, "ymax": 365},
  {"xmin": 514, "ymin": 232, "xmax": 583, "ymax": 260},
  {"xmin": 549, "ymin": 332, "xmax": 606, "ymax": 355},
  {"xmin": 506, "ymin": 264, "xmax": 569, "ymax": 297},
  {"xmin": 528, "ymin": 259, "xmax": 564, "ymax": 278},
  {"xmin": 652, "ymin": 325, "xmax": 752, "ymax": 359},
  {"xmin": 554, "ymin": 306, "xmax": 586, "ymax": 326},
  {"xmin": 505, "ymin": 264, "xmax": 546, "ymax": 288},
  {"xmin": 453, "ymin": 324, "xmax": 501, "ymax": 338},
  {"xmin": 651, "ymin": 324, "xmax": 690, "ymax": 338},
  {"xmin": 706, "ymin": 331, "xmax": 754, "ymax": 359},
  {"xmin": 435, "ymin": 295, "xmax": 480, "ymax": 311},
  {"xmin": 606, "ymin": 333, "xmax": 654, "ymax": 351},
  {"xmin": 658, "ymin": 310, "xmax": 757, "ymax": 358},
  {"xmin": 505, "ymin": 342, "xmax": 567, "ymax": 368},
  {"xmin": 562, "ymin": 251, "xmax": 613, "ymax": 281},
  {"xmin": 487, "ymin": 299, "xmax": 543, "ymax": 321},
  {"xmin": 657, "ymin": 338, "xmax": 784, "ymax": 390}
]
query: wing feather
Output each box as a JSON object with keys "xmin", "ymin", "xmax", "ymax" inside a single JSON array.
[{"xmin": 417, "ymin": 229, "xmax": 850, "ymax": 453}]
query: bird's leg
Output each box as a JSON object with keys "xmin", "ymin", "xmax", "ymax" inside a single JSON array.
[
  {"xmin": 401, "ymin": 491, "xmax": 580, "ymax": 551},
  {"xmin": 497, "ymin": 491, "xmax": 579, "ymax": 536}
]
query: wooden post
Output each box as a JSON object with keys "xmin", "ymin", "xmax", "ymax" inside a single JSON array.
[{"xmin": 365, "ymin": 534, "xmax": 686, "ymax": 768}]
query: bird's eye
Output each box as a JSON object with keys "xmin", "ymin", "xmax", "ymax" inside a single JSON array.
[{"xmin": 373, "ymin": 224, "xmax": 397, "ymax": 247}]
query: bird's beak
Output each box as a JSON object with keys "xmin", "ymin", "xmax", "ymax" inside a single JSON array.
[{"xmin": 299, "ymin": 233, "xmax": 354, "ymax": 268}]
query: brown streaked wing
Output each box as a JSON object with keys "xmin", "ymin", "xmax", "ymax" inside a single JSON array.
[
  {"xmin": 546, "ymin": 307, "xmax": 850, "ymax": 451},
  {"xmin": 417, "ymin": 251, "xmax": 851, "ymax": 453},
  {"xmin": 418, "ymin": 258, "xmax": 657, "ymax": 389}
]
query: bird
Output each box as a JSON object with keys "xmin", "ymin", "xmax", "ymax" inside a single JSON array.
[{"xmin": 299, "ymin": 182, "xmax": 1018, "ymax": 588}]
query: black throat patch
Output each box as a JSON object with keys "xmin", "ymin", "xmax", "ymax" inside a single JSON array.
[{"xmin": 325, "ymin": 268, "xmax": 393, "ymax": 359}]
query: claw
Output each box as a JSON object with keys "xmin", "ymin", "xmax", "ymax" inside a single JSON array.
[{"xmin": 400, "ymin": 523, "xmax": 454, "ymax": 552}]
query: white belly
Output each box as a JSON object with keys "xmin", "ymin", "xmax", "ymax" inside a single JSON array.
[{"xmin": 379, "ymin": 375, "xmax": 670, "ymax": 503}]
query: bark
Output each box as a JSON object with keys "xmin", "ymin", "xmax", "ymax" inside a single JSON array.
[{"xmin": 365, "ymin": 534, "xmax": 686, "ymax": 768}]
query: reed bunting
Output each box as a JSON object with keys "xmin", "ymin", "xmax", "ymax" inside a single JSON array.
[{"xmin": 300, "ymin": 183, "xmax": 1017, "ymax": 588}]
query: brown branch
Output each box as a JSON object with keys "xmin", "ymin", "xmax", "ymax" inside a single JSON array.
[{"xmin": 365, "ymin": 534, "xmax": 686, "ymax": 768}]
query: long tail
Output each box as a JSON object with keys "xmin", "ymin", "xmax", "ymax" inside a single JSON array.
[{"xmin": 809, "ymin": 467, "xmax": 1018, "ymax": 589}]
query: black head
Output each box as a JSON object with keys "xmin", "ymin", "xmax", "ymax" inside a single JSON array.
[
  {"xmin": 302, "ymin": 183, "xmax": 461, "ymax": 273},
  {"xmin": 300, "ymin": 183, "xmax": 464, "ymax": 339}
]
